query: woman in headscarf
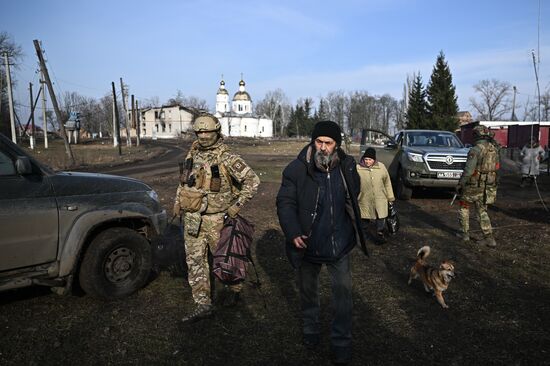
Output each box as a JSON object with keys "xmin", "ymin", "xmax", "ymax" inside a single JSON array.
[
  {"xmin": 520, "ymin": 138, "xmax": 545, "ymax": 187},
  {"xmin": 357, "ymin": 147, "xmax": 395, "ymax": 244}
]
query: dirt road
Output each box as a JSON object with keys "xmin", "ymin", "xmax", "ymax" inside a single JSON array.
[{"xmin": 1, "ymin": 139, "xmax": 549, "ymax": 365}]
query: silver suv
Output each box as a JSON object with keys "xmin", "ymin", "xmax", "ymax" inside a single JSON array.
[
  {"xmin": 364, "ymin": 129, "xmax": 469, "ymax": 200},
  {"xmin": 0, "ymin": 133, "xmax": 167, "ymax": 298}
]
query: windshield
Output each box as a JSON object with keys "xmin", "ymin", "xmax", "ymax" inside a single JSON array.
[{"xmin": 403, "ymin": 131, "xmax": 464, "ymax": 148}]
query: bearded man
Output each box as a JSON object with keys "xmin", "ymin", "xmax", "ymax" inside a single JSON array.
[{"xmin": 276, "ymin": 120, "xmax": 368, "ymax": 366}]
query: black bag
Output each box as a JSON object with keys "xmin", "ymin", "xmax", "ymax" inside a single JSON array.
[
  {"xmin": 386, "ymin": 202, "xmax": 399, "ymax": 235},
  {"xmin": 212, "ymin": 215, "xmax": 259, "ymax": 285}
]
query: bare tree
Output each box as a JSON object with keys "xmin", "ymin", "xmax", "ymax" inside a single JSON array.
[
  {"xmin": 0, "ymin": 32, "xmax": 23, "ymax": 135},
  {"xmin": 326, "ymin": 90, "xmax": 349, "ymax": 131},
  {"xmin": 166, "ymin": 90, "xmax": 209, "ymax": 111},
  {"xmin": 254, "ymin": 88, "xmax": 291, "ymax": 136},
  {"xmin": 470, "ymin": 79, "xmax": 512, "ymax": 121},
  {"xmin": 541, "ymin": 86, "xmax": 550, "ymax": 121},
  {"xmin": 141, "ymin": 96, "xmax": 160, "ymax": 108}
]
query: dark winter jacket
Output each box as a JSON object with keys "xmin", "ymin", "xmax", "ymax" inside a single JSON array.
[{"xmin": 276, "ymin": 144, "xmax": 368, "ymax": 268}]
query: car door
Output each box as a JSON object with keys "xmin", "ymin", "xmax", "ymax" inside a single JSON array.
[
  {"xmin": 0, "ymin": 142, "xmax": 59, "ymax": 271},
  {"xmin": 359, "ymin": 129, "xmax": 401, "ymax": 178}
]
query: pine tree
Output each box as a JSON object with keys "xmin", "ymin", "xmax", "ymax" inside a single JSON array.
[
  {"xmin": 426, "ymin": 51, "xmax": 459, "ymax": 131},
  {"xmin": 406, "ymin": 73, "xmax": 428, "ymax": 129}
]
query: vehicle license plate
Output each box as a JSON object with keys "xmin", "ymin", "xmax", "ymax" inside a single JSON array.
[{"xmin": 437, "ymin": 171, "xmax": 462, "ymax": 179}]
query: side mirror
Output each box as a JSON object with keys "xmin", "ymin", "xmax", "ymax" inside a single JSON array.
[
  {"xmin": 464, "ymin": 143, "xmax": 472, "ymax": 148},
  {"xmin": 386, "ymin": 141, "xmax": 398, "ymax": 149},
  {"xmin": 15, "ymin": 156, "xmax": 32, "ymax": 175}
]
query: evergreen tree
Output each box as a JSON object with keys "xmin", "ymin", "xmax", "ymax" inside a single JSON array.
[
  {"xmin": 406, "ymin": 74, "xmax": 428, "ymax": 129},
  {"xmin": 426, "ymin": 51, "xmax": 459, "ymax": 131},
  {"xmin": 314, "ymin": 98, "xmax": 329, "ymax": 121},
  {"xmin": 287, "ymin": 99, "xmax": 315, "ymax": 137}
]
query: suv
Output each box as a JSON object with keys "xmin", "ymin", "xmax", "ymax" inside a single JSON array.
[
  {"xmin": 367, "ymin": 129, "xmax": 469, "ymax": 200},
  {"xmin": 0, "ymin": 133, "xmax": 167, "ymax": 298}
]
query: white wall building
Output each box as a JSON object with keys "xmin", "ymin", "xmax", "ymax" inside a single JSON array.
[
  {"xmin": 134, "ymin": 104, "xmax": 195, "ymax": 139},
  {"xmin": 215, "ymin": 77, "xmax": 273, "ymax": 138}
]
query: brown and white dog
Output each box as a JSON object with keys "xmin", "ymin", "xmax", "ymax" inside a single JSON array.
[{"xmin": 408, "ymin": 246, "xmax": 455, "ymax": 308}]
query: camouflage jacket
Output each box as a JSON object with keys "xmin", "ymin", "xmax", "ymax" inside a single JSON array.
[
  {"xmin": 459, "ymin": 139, "xmax": 500, "ymax": 204},
  {"xmin": 176, "ymin": 138, "xmax": 260, "ymax": 214}
]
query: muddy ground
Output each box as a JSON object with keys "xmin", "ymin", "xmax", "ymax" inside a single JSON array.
[{"xmin": 1, "ymin": 138, "xmax": 549, "ymax": 365}]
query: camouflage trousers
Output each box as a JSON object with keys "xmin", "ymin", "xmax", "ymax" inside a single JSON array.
[
  {"xmin": 183, "ymin": 212, "xmax": 242, "ymax": 305},
  {"xmin": 457, "ymin": 200, "xmax": 492, "ymax": 237}
]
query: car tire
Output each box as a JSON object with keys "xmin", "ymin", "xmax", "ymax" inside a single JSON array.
[
  {"xmin": 79, "ymin": 227, "xmax": 152, "ymax": 299},
  {"xmin": 396, "ymin": 168, "xmax": 413, "ymax": 200}
]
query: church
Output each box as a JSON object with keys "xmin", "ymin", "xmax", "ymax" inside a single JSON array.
[{"xmin": 214, "ymin": 77, "xmax": 273, "ymax": 138}]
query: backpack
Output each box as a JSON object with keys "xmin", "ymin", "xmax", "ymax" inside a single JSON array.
[
  {"xmin": 476, "ymin": 142, "xmax": 499, "ymax": 186},
  {"xmin": 478, "ymin": 142, "xmax": 499, "ymax": 173},
  {"xmin": 212, "ymin": 215, "xmax": 259, "ymax": 285}
]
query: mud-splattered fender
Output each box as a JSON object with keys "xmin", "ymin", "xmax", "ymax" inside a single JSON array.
[{"xmin": 57, "ymin": 204, "xmax": 167, "ymax": 277}]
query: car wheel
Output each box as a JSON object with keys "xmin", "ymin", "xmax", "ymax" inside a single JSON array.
[
  {"xmin": 79, "ymin": 227, "xmax": 152, "ymax": 299},
  {"xmin": 396, "ymin": 168, "xmax": 413, "ymax": 200}
]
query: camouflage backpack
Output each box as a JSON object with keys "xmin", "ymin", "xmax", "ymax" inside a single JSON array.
[{"xmin": 476, "ymin": 142, "xmax": 499, "ymax": 186}]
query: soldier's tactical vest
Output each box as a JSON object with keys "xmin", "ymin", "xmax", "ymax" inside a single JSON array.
[
  {"xmin": 186, "ymin": 143, "xmax": 238, "ymax": 214},
  {"xmin": 468, "ymin": 142, "xmax": 499, "ymax": 187}
]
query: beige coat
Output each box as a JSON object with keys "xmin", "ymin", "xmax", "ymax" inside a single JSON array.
[{"xmin": 357, "ymin": 161, "xmax": 395, "ymax": 219}]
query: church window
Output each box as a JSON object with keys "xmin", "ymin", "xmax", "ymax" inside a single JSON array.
[
  {"xmin": 244, "ymin": 125, "xmax": 247, "ymax": 132},
  {"xmin": 154, "ymin": 111, "xmax": 159, "ymax": 119},
  {"xmin": 143, "ymin": 128, "xmax": 146, "ymax": 135},
  {"xmin": 155, "ymin": 124, "xmax": 159, "ymax": 132},
  {"xmin": 169, "ymin": 124, "xmax": 172, "ymax": 132}
]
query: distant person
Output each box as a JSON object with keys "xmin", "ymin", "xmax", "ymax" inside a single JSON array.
[
  {"xmin": 276, "ymin": 120, "xmax": 368, "ymax": 366},
  {"xmin": 357, "ymin": 147, "xmax": 395, "ymax": 244},
  {"xmin": 455, "ymin": 125, "xmax": 500, "ymax": 247},
  {"xmin": 173, "ymin": 113, "xmax": 260, "ymax": 323},
  {"xmin": 520, "ymin": 138, "xmax": 545, "ymax": 187}
]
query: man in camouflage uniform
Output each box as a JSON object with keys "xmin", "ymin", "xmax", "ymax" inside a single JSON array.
[
  {"xmin": 456, "ymin": 125, "xmax": 500, "ymax": 248},
  {"xmin": 174, "ymin": 113, "xmax": 260, "ymax": 322}
]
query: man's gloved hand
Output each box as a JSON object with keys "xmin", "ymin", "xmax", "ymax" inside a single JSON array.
[
  {"xmin": 227, "ymin": 203, "xmax": 241, "ymax": 218},
  {"xmin": 455, "ymin": 185, "xmax": 463, "ymax": 195},
  {"xmin": 173, "ymin": 202, "xmax": 181, "ymax": 217}
]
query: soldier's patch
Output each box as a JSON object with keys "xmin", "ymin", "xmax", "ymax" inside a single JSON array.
[{"xmin": 231, "ymin": 158, "xmax": 247, "ymax": 174}]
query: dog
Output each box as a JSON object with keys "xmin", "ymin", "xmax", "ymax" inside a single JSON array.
[{"xmin": 408, "ymin": 246, "xmax": 455, "ymax": 308}]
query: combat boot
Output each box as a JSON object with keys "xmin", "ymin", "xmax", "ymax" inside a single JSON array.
[
  {"xmin": 455, "ymin": 231, "xmax": 470, "ymax": 242},
  {"xmin": 480, "ymin": 236, "xmax": 497, "ymax": 248},
  {"xmin": 181, "ymin": 304, "xmax": 213, "ymax": 324}
]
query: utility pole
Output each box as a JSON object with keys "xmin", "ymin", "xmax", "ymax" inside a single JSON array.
[
  {"xmin": 135, "ymin": 99, "xmax": 140, "ymax": 146},
  {"xmin": 112, "ymin": 89, "xmax": 118, "ymax": 147},
  {"xmin": 120, "ymin": 78, "xmax": 131, "ymax": 146},
  {"xmin": 41, "ymin": 75, "xmax": 48, "ymax": 148},
  {"xmin": 29, "ymin": 82, "xmax": 35, "ymax": 149},
  {"xmin": 511, "ymin": 86, "xmax": 518, "ymax": 121},
  {"xmin": 4, "ymin": 52, "xmax": 17, "ymax": 143},
  {"xmin": 33, "ymin": 40, "xmax": 75, "ymax": 165},
  {"xmin": 111, "ymin": 81, "xmax": 122, "ymax": 156}
]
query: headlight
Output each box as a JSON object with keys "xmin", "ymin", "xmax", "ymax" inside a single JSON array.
[
  {"xmin": 147, "ymin": 190, "xmax": 160, "ymax": 202},
  {"xmin": 407, "ymin": 152, "xmax": 424, "ymax": 163}
]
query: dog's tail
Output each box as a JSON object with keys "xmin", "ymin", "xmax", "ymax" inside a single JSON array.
[{"xmin": 417, "ymin": 246, "xmax": 430, "ymax": 260}]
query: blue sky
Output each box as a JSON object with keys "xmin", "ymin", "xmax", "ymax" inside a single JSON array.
[{"xmin": 3, "ymin": 0, "xmax": 549, "ymax": 117}]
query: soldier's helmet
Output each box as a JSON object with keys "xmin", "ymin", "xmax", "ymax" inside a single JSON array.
[
  {"xmin": 473, "ymin": 125, "xmax": 490, "ymax": 138},
  {"xmin": 193, "ymin": 114, "xmax": 221, "ymax": 133}
]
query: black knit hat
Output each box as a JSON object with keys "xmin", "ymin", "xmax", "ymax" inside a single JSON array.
[
  {"xmin": 311, "ymin": 120, "xmax": 342, "ymax": 146},
  {"xmin": 362, "ymin": 147, "xmax": 376, "ymax": 160}
]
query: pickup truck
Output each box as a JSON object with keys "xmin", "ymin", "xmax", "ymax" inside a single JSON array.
[
  {"xmin": 0, "ymin": 133, "xmax": 167, "ymax": 298},
  {"xmin": 362, "ymin": 129, "xmax": 469, "ymax": 200}
]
